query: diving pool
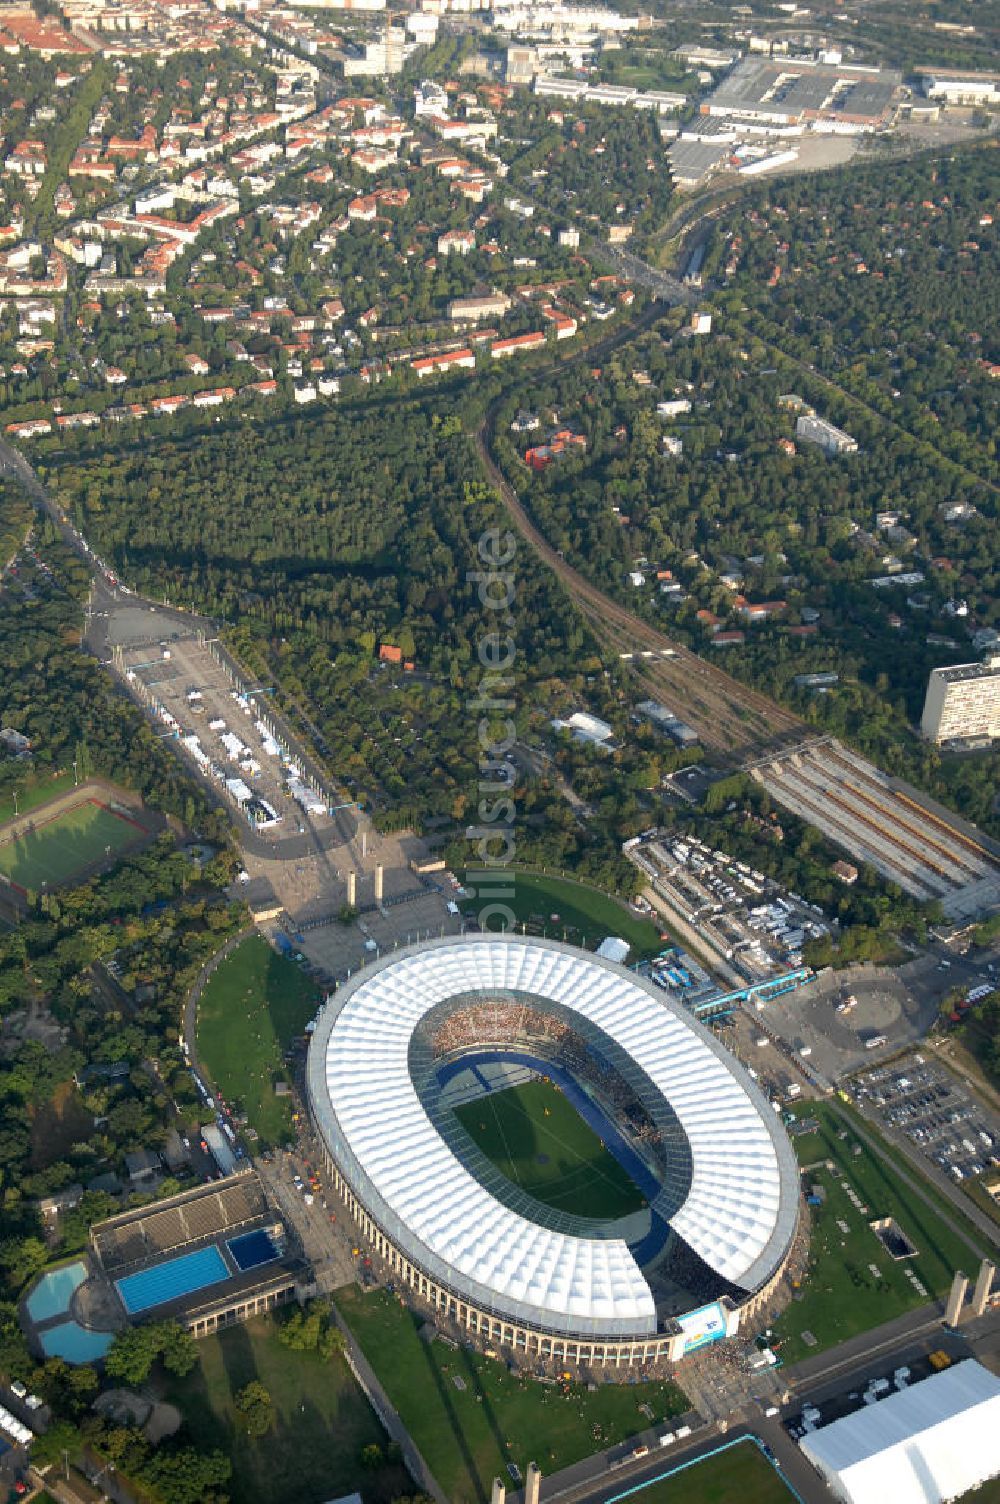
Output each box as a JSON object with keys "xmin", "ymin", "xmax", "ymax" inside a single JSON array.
[
  {"xmin": 227, "ymin": 1229, "xmax": 278, "ymax": 1272},
  {"xmin": 116, "ymin": 1244, "xmax": 229, "ymax": 1315},
  {"xmin": 40, "ymin": 1321, "xmax": 113, "ymax": 1364},
  {"xmin": 26, "ymin": 1261, "xmax": 87, "ymax": 1323}
]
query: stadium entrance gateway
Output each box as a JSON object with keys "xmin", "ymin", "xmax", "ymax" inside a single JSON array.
[
  {"xmin": 307, "ymin": 935, "xmax": 800, "ymax": 1375},
  {"xmin": 677, "ymin": 1302, "xmax": 733, "ymax": 1356}
]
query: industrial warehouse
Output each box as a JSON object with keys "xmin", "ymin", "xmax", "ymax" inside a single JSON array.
[
  {"xmin": 701, "ymin": 56, "xmax": 901, "ymax": 131},
  {"xmin": 305, "ymin": 934, "xmax": 800, "ymax": 1371}
]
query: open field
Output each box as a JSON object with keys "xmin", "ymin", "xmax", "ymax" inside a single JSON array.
[
  {"xmin": 161, "ymin": 1315, "xmax": 410, "ymax": 1504},
  {"xmin": 463, "ymin": 870, "xmax": 667, "ymax": 959},
  {"xmin": 606, "ymin": 1440, "xmax": 793, "ymax": 1504},
  {"xmin": 0, "ymin": 767, "xmax": 77, "ymax": 825},
  {"xmin": 455, "ymin": 1079, "xmax": 646, "ymax": 1219},
  {"xmin": 772, "ymin": 1103, "xmax": 986, "ymax": 1364},
  {"xmin": 0, "ymin": 796, "xmax": 147, "ymax": 891},
  {"xmin": 336, "ymin": 1287, "xmax": 687, "ymax": 1504},
  {"xmin": 962, "ymin": 1174, "xmax": 1000, "ymax": 1230},
  {"xmin": 195, "ymin": 934, "xmax": 319, "ymax": 1147}
]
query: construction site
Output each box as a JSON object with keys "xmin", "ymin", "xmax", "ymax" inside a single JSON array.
[{"xmin": 751, "ymin": 739, "xmax": 1000, "ymax": 921}]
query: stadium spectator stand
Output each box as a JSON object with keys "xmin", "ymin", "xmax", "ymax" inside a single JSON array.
[{"xmin": 94, "ymin": 1176, "xmax": 268, "ymax": 1273}]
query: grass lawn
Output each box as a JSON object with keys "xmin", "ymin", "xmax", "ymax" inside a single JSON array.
[
  {"xmin": 195, "ymin": 934, "xmax": 319, "ymax": 1148},
  {"xmin": 455, "ymin": 1079, "xmax": 646, "ymax": 1219},
  {"xmin": 160, "ymin": 1315, "xmax": 410, "ymax": 1504},
  {"xmin": 773, "ymin": 1103, "xmax": 986, "ymax": 1364},
  {"xmin": 606, "ymin": 1440, "xmax": 793, "ymax": 1504},
  {"xmin": 462, "ymin": 870, "xmax": 667, "ymax": 960},
  {"xmin": 0, "ymin": 798, "xmax": 142, "ymax": 890},
  {"xmin": 961, "ymin": 1173, "xmax": 1000, "ymax": 1230},
  {"xmin": 336, "ymin": 1287, "xmax": 688, "ymax": 1504},
  {"xmin": 0, "ymin": 767, "xmax": 76, "ymax": 825}
]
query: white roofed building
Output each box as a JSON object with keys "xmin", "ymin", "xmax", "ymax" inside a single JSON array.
[
  {"xmin": 800, "ymin": 1362, "xmax": 1000, "ymax": 1504},
  {"xmin": 306, "ymin": 935, "xmax": 798, "ymax": 1369}
]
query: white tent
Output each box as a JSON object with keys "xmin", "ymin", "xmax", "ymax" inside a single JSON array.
[
  {"xmin": 596, "ymin": 936, "xmax": 630, "ymax": 964},
  {"xmin": 800, "ymin": 1361, "xmax": 1000, "ymax": 1504}
]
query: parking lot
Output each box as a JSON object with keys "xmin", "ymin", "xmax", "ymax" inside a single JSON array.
[
  {"xmin": 627, "ymin": 829, "xmax": 832, "ymax": 983},
  {"xmin": 758, "ymin": 967, "xmax": 938, "ymax": 1083},
  {"xmin": 849, "ymin": 1053, "xmax": 1000, "ymax": 1189}
]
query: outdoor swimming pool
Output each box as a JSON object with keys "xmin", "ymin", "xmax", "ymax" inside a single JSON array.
[
  {"xmin": 227, "ymin": 1229, "xmax": 278, "ymax": 1272},
  {"xmin": 116, "ymin": 1244, "xmax": 229, "ymax": 1315},
  {"xmin": 40, "ymin": 1321, "xmax": 113, "ymax": 1364},
  {"xmin": 25, "ymin": 1261, "xmax": 87, "ymax": 1324}
]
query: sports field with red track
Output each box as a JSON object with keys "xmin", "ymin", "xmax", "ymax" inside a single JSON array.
[{"xmin": 0, "ymin": 793, "xmax": 149, "ymax": 891}]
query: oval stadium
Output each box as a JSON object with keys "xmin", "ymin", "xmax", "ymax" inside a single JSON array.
[{"xmin": 306, "ymin": 934, "xmax": 799, "ymax": 1370}]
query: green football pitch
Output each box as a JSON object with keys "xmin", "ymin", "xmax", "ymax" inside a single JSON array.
[
  {"xmin": 454, "ymin": 1078, "xmax": 646, "ymax": 1219},
  {"xmin": 0, "ymin": 799, "xmax": 143, "ymax": 890}
]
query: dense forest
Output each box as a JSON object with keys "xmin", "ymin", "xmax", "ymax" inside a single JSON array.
[
  {"xmin": 709, "ymin": 145, "xmax": 999, "ymax": 485},
  {"xmin": 47, "ymin": 402, "xmax": 649, "ymax": 886},
  {"xmin": 0, "ymin": 491, "xmax": 252, "ymax": 1499}
]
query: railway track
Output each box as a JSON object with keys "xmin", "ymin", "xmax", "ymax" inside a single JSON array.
[{"xmin": 474, "ymin": 410, "xmax": 807, "ymax": 761}]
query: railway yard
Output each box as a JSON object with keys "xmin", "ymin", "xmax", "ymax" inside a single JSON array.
[
  {"xmin": 478, "ymin": 403, "xmax": 806, "ymax": 761},
  {"xmin": 482, "ymin": 398, "xmax": 1000, "ymax": 928}
]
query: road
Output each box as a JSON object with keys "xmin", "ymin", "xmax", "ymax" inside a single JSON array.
[
  {"xmin": 592, "ymin": 243, "xmax": 698, "ymax": 306},
  {"xmin": 538, "ymin": 1302, "xmax": 1000, "ymax": 1504},
  {"xmin": 0, "ymin": 433, "xmax": 364, "ymax": 870}
]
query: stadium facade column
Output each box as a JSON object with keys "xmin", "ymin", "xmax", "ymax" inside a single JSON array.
[
  {"xmin": 525, "ymin": 1462, "xmax": 541, "ymax": 1504},
  {"xmin": 491, "ymin": 1480, "xmax": 506, "ymax": 1504},
  {"xmin": 973, "ymin": 1259, "xmax": 995, "ymax": 1318},
  {"xmin": 945, "ymin": 1270, "xmax": 969, "ymax": 1327}
]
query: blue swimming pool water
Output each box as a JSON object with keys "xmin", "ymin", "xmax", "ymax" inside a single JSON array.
[
  {"xmin": 40, "ymin": 1320, "xmax": 113, "ymax": 1364},
  {"xmin": 227, "ymin": 1229, "xmax": 278, "ymax": 1271},
  {"xmin": 26, "ymin": 1261, "xmax": 87, "ymax": 1323},
  {"xmin": 116, "ymin": 1244, "xmax": 229, "ymax": 1315}
]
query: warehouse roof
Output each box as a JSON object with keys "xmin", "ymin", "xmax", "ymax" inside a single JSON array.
[
  {"xmin": 800, "ymin": 1362, "xmax": 1000, "ymax": 1504},
  {"xmin": 307, "ymin": 936, "xmax": 797, "ymax": 1338}
]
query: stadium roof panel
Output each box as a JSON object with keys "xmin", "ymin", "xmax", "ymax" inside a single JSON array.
[{"xmin": 307, "ymin": 936, "xmax": 798, "ymax": 1338}]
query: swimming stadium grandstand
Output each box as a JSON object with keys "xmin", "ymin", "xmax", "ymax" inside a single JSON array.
[
  {"xmin": 90, "ymin": 1173, "xmax": 305, "ymax": 1337},
  {"xmin": 306, "ymin": 935, "xmax": 800, "ymax": 1371}
]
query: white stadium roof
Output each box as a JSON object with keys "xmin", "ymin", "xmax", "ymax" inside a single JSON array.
[
  {"xmin": 307, "ymin": 935, "xmax": 797, "ymax": 1338},
  {"xmin": 800, "ymin": 1361, "xmax": 1000, "ymax": 1504}
]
